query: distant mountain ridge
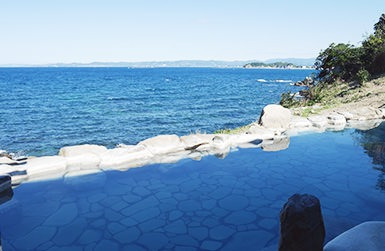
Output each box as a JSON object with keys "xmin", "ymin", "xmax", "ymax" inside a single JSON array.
[{"xmin": 1, "ymin": 58, "xmax": 315, "ymax": 68}]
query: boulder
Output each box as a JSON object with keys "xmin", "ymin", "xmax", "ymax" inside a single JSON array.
[
  {"xmin": 58, "ymin": 144, "xmax": 107, "ymax": 157},
  {"xmin": 211, "ymin": 135, "xmax": 231, "ymax": 150},
  {"xmin": 65, "ymin": 153, "xmax": 101, "ymax": 171},
  {"xmin": 25, "ymin": 156, "xmax": 67, "ymax": 179},
  {"xmin": 0, "ymin": 175, "xmax": 12, "ymax": 193},
  {"xmin": 138, "ymin": 134, "xmax": 185, "ymax": 155},
  {"xmin": 324, "ymin": 221, "xmax": 385, "ymax": 251},
  {"xmin": 289, "ymin": 116, "xmax": 312, "ymax": 128},
  {"xmin": 308, "ymin": 115, "xmax": 328, "ymax": 128},
  {"xmin": 0, "ymin": 188, "xmax": 13, "ymax": 206},
  {"xmin": 180, "ymin": 134, "xmax": 214, "ymax": 150},
  {"xmin": 188, "ymin": 134, "xmax": 231, "ymax": 152},
  {"xmin": 99, "ymin": 146, "xmax": 153, "ymax": 170},
  {"xmin": 327, "ymin": 113, "xmax": 346, "ymax": 126},
  {"xmin": 259, "ymin": 104, "xmax": 291, "ymax": 130},
  {"xmin": 246, "ymin": 124, "xmax": 276, "ymax": 139},
  {"xmin": 279, "ymin": 194, "xmax": 325, "ymax": 251}
]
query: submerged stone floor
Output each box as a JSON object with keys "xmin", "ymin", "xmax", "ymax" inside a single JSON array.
[{"xmin": 0, "ymin": 128, "xmax": 385, "ymax": 250}]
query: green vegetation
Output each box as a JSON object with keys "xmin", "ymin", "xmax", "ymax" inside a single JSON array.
[
  {"xmin": 244, "ymin": 62, "xmax": 303, "ymax": 69},
  {"xmin": 281, "ymin": 14, "xmax": 385, "ymax": 108},
  {"xmin": 214, "ymin": 124, "xmax": 251, "ymax": 134}
]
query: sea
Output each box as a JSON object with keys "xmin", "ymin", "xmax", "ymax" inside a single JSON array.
[
  {"xmin": 0, "ymin": 67, "xmax": 312, "ymax": 156},
  {"xmin": 2, "ymin": 67, "xmax": 385, "ymax": 251}
]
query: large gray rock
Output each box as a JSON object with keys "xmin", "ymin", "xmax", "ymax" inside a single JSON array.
[
  {"xmin": 259, "ymin": 104, "xmax": 291, "ymax": 130},
  {"xmin": 58, "ymin": 144, "xmax": 107, "ymax": 157},
  {"xmin": 324, "ymin": 221, "xmax": 385, "ymax": 251},
  {"xmin": 138, "ymin": 134, "xmax": 185, "ymax": 155},
  {"xmin": 99, "ymin": 146, "xmax": 153, "ymax": 170},
  {"xmin": 279, "ymin": 194, "xmax": 325, "ymax": 251},
  {"xmin": 65, "ymin": 153, "xmax": 101, "ymax": 171},
  {"xmin": 25, "ymin": 156, "xmax": 67, "ymax": 179}
]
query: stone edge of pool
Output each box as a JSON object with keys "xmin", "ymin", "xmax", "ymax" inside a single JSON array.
[{"xmin": 0, "ymin": 104, "xmax": 384, "ymax": 185}]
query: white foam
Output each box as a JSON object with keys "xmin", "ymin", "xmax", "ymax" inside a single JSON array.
[{"xmin": 275, "ymin": 80, "xmax": 292, "ymax": 83}]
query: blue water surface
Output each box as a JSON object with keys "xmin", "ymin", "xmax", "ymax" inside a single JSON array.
[
  {"xmin": 0, "ymin": 124, "xmax": 384, "ymax": 250},
  {"xmin": 0, "ymin": 67, "xmax": 309, "ymax": 156}
]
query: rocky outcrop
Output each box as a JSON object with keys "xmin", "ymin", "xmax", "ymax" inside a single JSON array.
[
  {"xmin": 324, "ymin": 221, "xmax": 385, "ymax": 251},
  {"xmin": 259, "ymin": 104, "xmax": 292, "ymax": 131},
  {"xmin": 294, "ymin": 76, "xmax": 314, "ymax": 86}
]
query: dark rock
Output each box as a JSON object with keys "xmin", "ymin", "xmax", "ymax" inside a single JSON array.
[
  {"xmin": 294, "ymin": 76, "xmax": 314, "ymax": 86},
  {"xmin": 0, "ymin": 188, "xmax": 13, "ymax": 206},
  {"xmin": 0, "ymin": 175, "xmax": 11, "ymax": 193},
  {"xmin": 279, "ymin": 193, "xmax": 325, "ymax": 251}
]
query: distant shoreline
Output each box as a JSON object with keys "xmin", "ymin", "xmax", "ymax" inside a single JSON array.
[
  {"xmin": 0, "ymin": 58, "xmax": 316, "ymax": 68},
  {"xmin": 0, "ymin": 66, "xmax": 315, "ymax": 70}
]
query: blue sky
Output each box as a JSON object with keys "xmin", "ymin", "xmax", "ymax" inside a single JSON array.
[{"xmin": 0, "ymin": 1, "xmax": 384, "ymax": 64}]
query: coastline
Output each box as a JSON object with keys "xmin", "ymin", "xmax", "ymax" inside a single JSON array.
[
  {"xmin": 1, "ymin": 99, "xmax": 384, "ymax": 185},
  {"xmin": 1, "ymin": 75, "xmax": 385, "ymax": 185}
]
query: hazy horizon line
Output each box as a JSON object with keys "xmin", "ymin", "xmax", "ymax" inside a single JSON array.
[{"xmin": 0, "ymin": 58, "xmax": 316, "ymax": 67}]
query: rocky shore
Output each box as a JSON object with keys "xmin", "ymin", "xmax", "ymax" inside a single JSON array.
[{"xmin": 0, "ymin": 101, "xmax": 384, "ymax": 187}]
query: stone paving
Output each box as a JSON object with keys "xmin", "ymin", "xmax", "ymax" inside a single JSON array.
[{"xmin": 0, "ymin": 130, "xmax": 385, "ymax": 250}]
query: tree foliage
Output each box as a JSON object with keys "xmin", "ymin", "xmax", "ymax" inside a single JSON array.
[{"xmin": 315, "ymin": 14, "xmax": 385, "ymax": 84}]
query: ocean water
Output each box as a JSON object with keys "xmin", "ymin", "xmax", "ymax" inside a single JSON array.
[
  {"xmin": 0, "ymin": 67, "xmax": 310, "ymax": 156},
  {"xmin": 0, "ymin": 124, "xmax": 385, "ymax": 250}
]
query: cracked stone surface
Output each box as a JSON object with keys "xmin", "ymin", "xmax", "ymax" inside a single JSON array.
[{"xmin": 1, "ymin": 130, "xmax": 385, "ymax": 250}]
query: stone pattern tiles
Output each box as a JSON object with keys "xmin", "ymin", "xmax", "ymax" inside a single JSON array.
[{"xmin": 0, "ymin": 130, "xmax": 385, "ymax": 250}]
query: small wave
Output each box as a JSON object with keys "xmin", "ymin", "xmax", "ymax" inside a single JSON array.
[
  {"xmin": 257, "ymin": 79, "xmax": 267, "ymax": 82},
  {"xmin": 106, "ymin": 97, "xmax": 129, "ymax": 101},
  {"xmin": 275, "ymin": 80, "xmax": 293, "ymax": 83},
  {"xmin": 257, "ymin": 79, "xmax": 292, "ymax": 83}
]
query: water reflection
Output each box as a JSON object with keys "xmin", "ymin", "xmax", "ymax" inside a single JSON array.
[{"xmin": 355, "ymin": 121, "xmax": 385, "ymax": 191}]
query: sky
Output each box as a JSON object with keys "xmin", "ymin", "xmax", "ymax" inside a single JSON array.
[{"xmin": 0, "ymin": 0, "xmax": 384, "ymax": 64}]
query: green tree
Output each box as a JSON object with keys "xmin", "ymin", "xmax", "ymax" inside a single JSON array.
[
  {"xmin": 374, "ymin": 14, "xmax": 385, "ymax": 38},
  {"xmin": 315, "ymin": 43, "xmax": 363, "ymax": 83}
]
